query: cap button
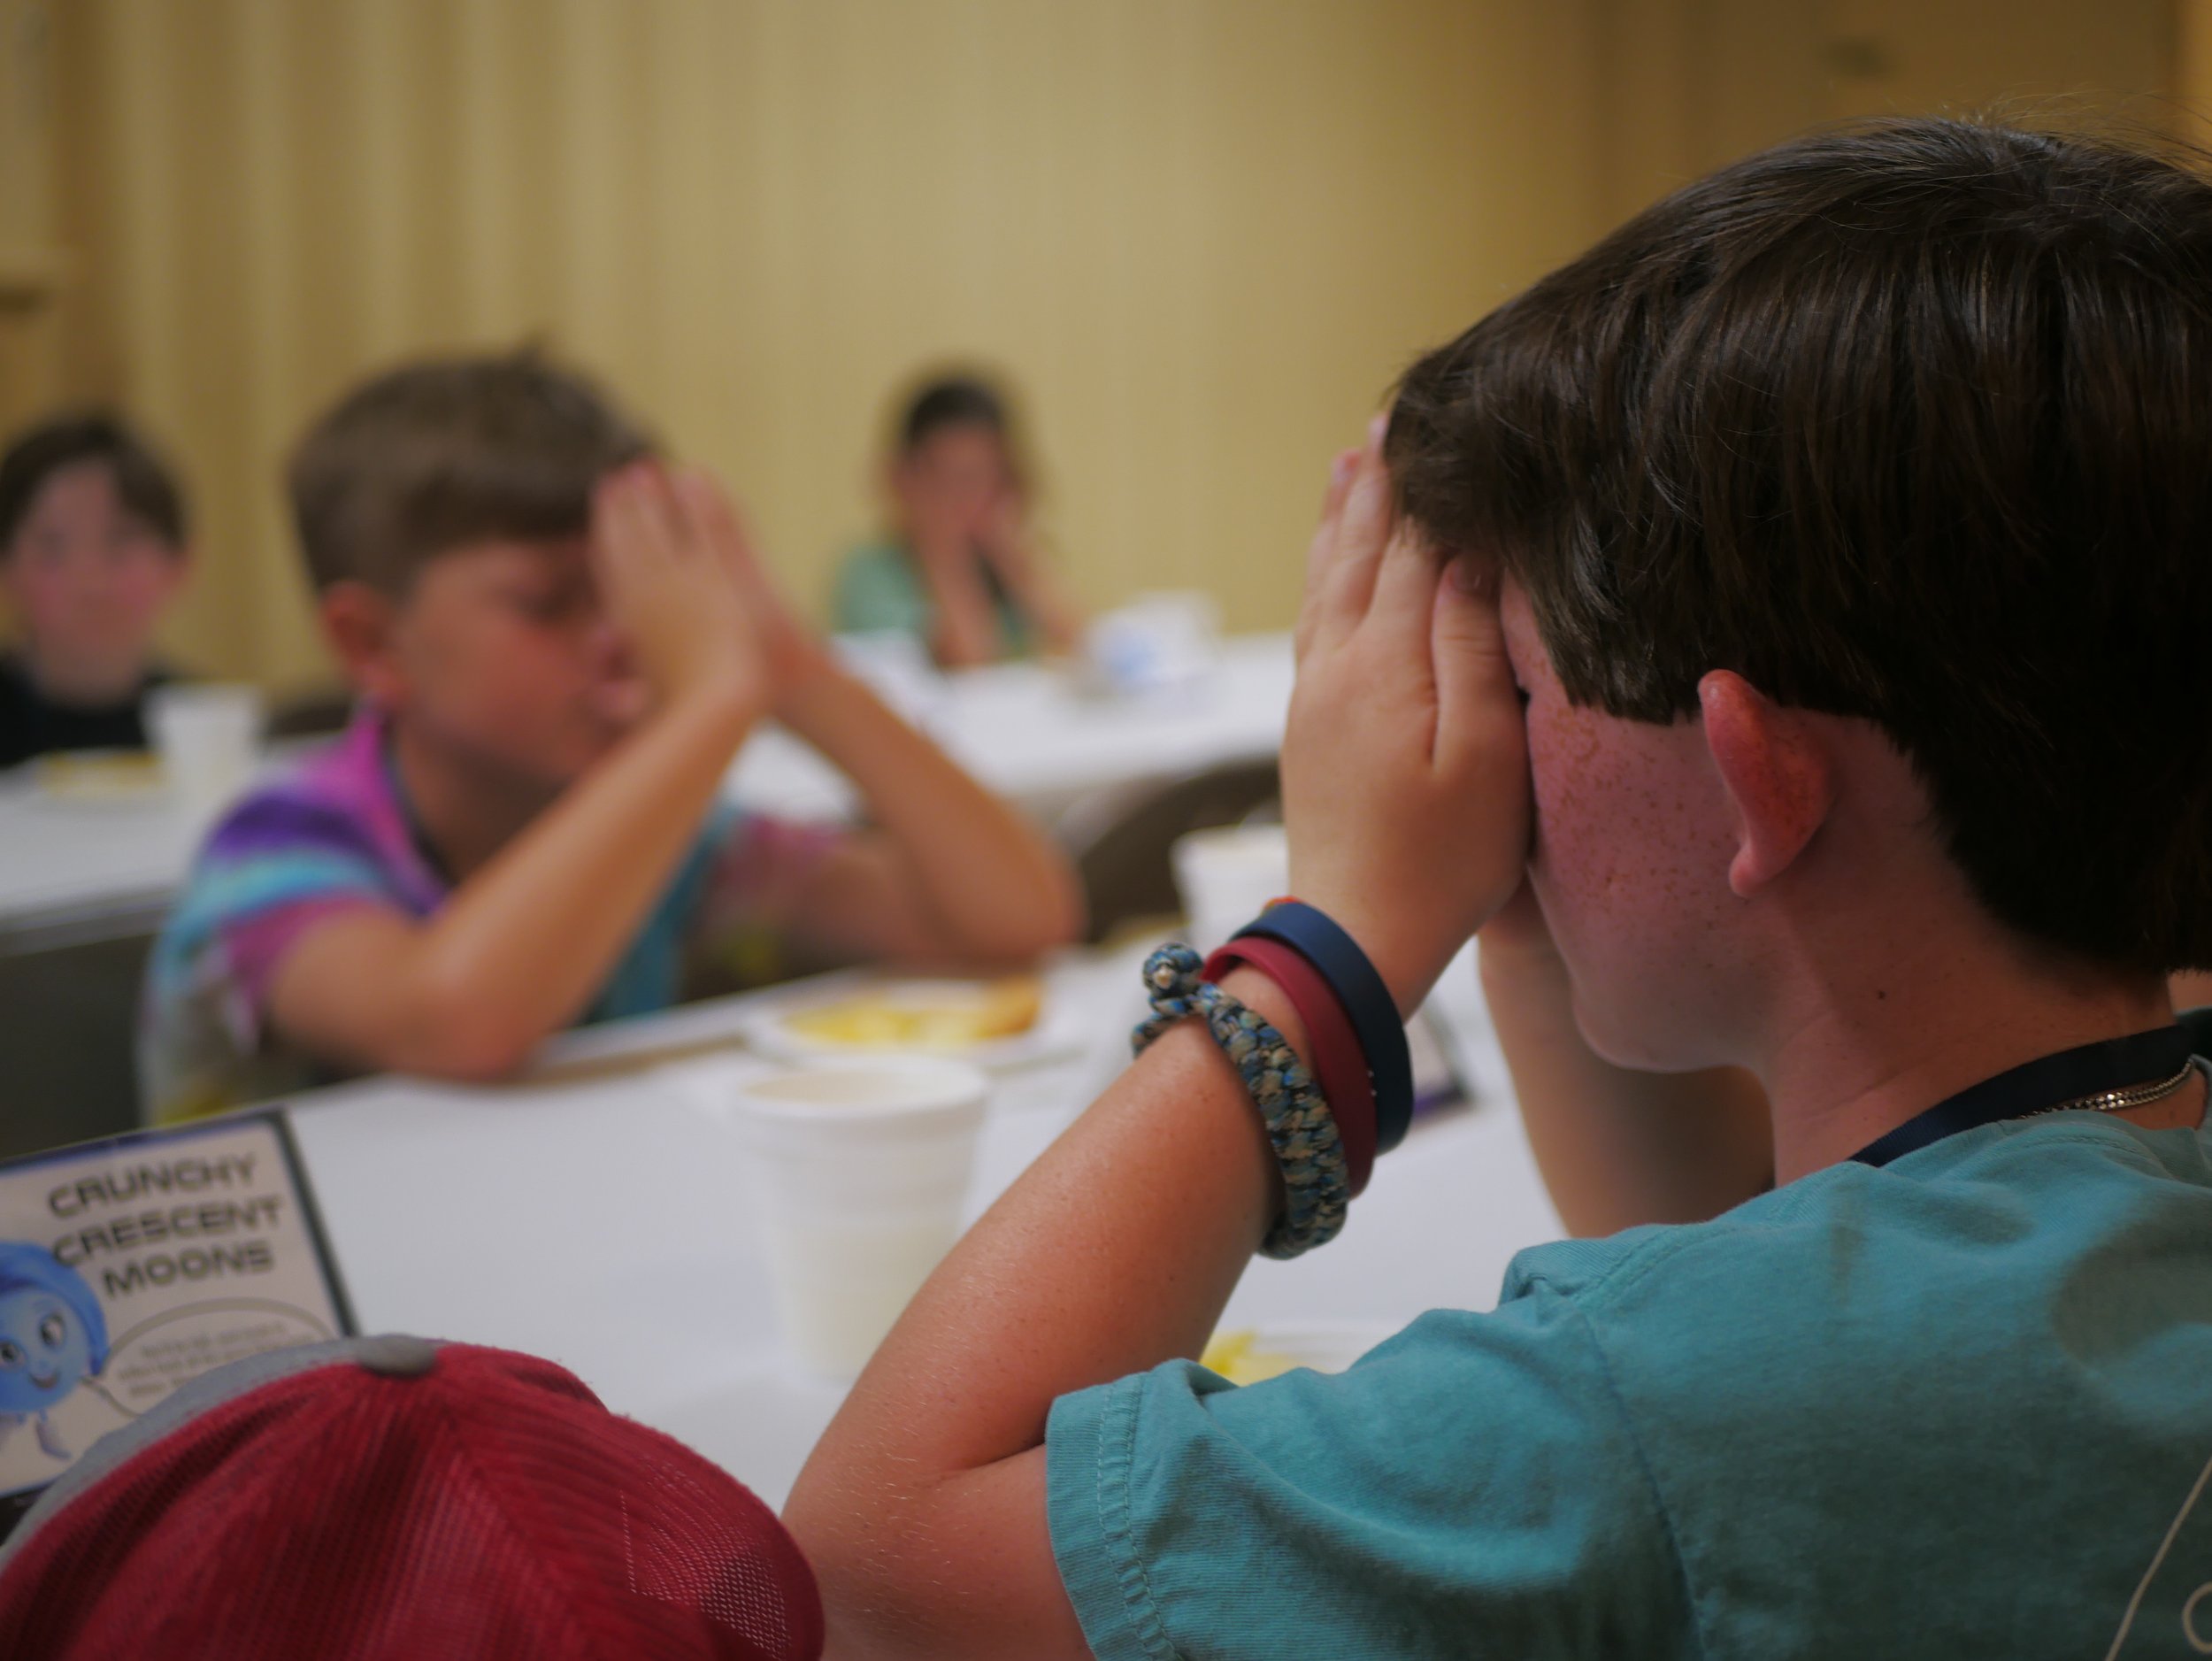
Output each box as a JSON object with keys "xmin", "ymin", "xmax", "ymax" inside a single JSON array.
[{"xmin": 353, "ymin": 1334, "xmax": 441, "ymax": 1379}]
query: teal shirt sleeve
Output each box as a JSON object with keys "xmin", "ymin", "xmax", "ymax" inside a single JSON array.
[
  {"xmin": 833, "ymin": 542, "xmax": 933, "ymax": 636},
  {"xmin": 1045, "ymin": 1303, "xmax": 1694, "ymax": 1659}
]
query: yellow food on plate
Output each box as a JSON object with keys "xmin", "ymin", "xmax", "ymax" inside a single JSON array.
[
  {"xmin": 33, "ymin": 750, "xmax": 165, "ymax": 802},
  {"xmin": 781, "ymin": 975, "xmax": 1044, "ymax": 1052},
  {"xmin": 1199, "ymin": 1330, "xmax": 1304, "ymax": 1387}
]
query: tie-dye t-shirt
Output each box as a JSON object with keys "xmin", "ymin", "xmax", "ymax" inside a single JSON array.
[{"xmin": 138, "ymin": 709, "xmax": 843, "ymax": 1123}]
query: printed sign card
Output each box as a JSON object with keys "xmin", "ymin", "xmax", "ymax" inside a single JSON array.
[{"xmin": 0, "ymin": 1112, "xmax": 352, "ymax": 1536}]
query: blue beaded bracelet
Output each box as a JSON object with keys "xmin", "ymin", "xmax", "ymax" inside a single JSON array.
[
  {"xmin": 1233, "ymin": 902, "xmax": 1415, "ymax": 1153},
  {"xmin": 1132, "ymin": 942, "xmax": 1349, "ymax": 1258}
]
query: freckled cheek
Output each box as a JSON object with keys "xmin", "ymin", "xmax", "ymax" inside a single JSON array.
[
  {"xmin": 1525, "ymin": 705, "xmax": 1723, "ymax": 952},
  {"xmin": 1525, "ymin": 707, "xmax": 1632, "ymax": 897}
]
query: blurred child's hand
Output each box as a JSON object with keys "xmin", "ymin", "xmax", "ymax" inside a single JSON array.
[
  {"xmin": 974, "ymin": 488, "xmax": 1034, "ymax": 578},
  {"xmin": 1281, "ymin": 422, "xmax": 1532, "ymax": 1014},
  {"xmin": 901, "ymin": 469, "xmax": 988, "ymax": 568},
  {"xmin": 663, "ymin": 469, "xmax": 834, "ymax": 711},
  {"xmin": 592, "ymin": 464, "xmax": 770, "ymax": 716},
  {"xmin": 595, "ymin": 464, "xmax": 833, "ymax": 717}
]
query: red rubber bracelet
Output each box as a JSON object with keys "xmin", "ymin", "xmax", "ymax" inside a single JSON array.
[{"xmin": 1205, "ymin": 935, "xmax": 1379, "ymax": 1198}]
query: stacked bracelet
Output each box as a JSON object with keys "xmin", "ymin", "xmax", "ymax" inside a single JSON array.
[
  {"xmin": 1232, "ymin": 901, "xmax": 1415, "ymax": 1153},
  {"xmin": 1203, "ymin": 936, "xmax": 1377, "ymax": 1197},
  {"xmin": 1133, "ymin": 942, "xmax": 1349, "ymax": 1258}
]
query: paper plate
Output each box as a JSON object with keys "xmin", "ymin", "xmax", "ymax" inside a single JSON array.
[{"xmin": 736, "ymin": 974, "xmax": 1087, "ymax": 1073}]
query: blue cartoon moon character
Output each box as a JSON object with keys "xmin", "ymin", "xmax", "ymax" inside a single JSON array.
[{"xmin": 0, "ymin": 1242, "xmax": 109, "ymax": 1462}]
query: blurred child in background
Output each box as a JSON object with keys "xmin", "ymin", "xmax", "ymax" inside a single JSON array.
[
  {"xmin": 0, "ymin": 414, "xmax": 190, "ymax": 769},
  {"xmin": 139, "ymin": 351, "xmax": 1080, "ymax": 1121},
  {"xmin": 833, "ymin": 373, "xmax": 1083, "ymax": 667}
]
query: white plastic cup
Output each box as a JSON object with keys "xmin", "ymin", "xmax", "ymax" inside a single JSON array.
[
  {"xmin": 727, "ymin": 1058, "xmax": 989, "ymax": 1378},
  {"xmin": 148, "ymin": 684, "xmax": 263, "ymax": 823},
  {"xmin": 1171, "ymin": 821, "xmax": 1289, "ymax": 954}
]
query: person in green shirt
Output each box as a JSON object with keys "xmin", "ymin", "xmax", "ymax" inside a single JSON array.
[
  {"xmin": 786, "ymin": 119, "xmax": 2212, "ymax": 1658},
  {"xmin": 833, "ymin": 373, "xmax": 1083, "ymax": 668}
]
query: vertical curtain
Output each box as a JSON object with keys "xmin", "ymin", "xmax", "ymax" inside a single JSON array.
[{"xmin": 53, "ymin": 0, "xmax": 1614, "ymax": 687}]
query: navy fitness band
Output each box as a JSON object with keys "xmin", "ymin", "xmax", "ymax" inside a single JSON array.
[{"xmin": 1232, "ymin": 901, "xmax": 1415, "ymax": 1154}]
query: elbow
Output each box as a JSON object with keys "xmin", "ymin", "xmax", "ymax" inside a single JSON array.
[
  {"xmin": 410, "ymin": 1019, "xmax": 540, "ymax": 1083},
  {"xmin": 966, "ymin": 868, "xmax": 1087, "ymax": 964},
  {"xmin": 1026, "ymin": 846, "xmax": 1089, "ymax": 954},
  {"xmin": 783, "ymin": 1492, "xmax": 886, "ymax": 1660},
  {"xmin": 783, "ymin": 1505, "xmax": 949, "ymax": 1661},
  {"xmin": 398, "ymin": 980, "xmax": 546, "ymax": 1082},
  {"xmin": 1015, "ymin": 875, "xmax": 1087, "ymax": 959},
  {"xmin": 421, "ymin": 1029, "xmax": 538, "ymax": 1084}
]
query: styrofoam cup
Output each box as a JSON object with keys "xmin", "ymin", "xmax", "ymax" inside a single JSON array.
[
  {"xmin": 1171, "ymin": 821, "xmax": 1289, "ymax": 954},
  {"xmin": 147, "ymin": 684, "xmax": 263, "ymax": 823},
  {"xmin": 727, "ymin": 1058, "xmax": 988, "ymax": 1378}
]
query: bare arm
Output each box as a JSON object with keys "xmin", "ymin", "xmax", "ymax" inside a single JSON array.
[
  {"xmin": 265, "ymin": 685, "xmax": 757, "ymax": 1078},
  {"xmin": 787, "ymin": 425, "xmax": 1532, "ymax": 1655},
  {"xmin": 976, "ymin": 504, "xmax": 1085, "ymax": 657},
  {"xmin": 1478, "ymin": 896, "xmax": 1772, "ymax": 1238},
  {"xmin": 265, "ymin": 465, "xmax": 769, "ymax": 1080},
  {"xmin": 911, "ymin": 531, "xmax": 1005, "ymax": 669},
  {"xmin": 770, "ymin": 662, "xmax": 1084, "ymax": 965},
  {"xmin": 693, "ymin": 474, "xmax": 1082, "ymax": 965},
  {"xmin": 783, "ymin": 976, "xmax": 1290, "ymax": 1659},
  {"xmin": 1002, "ymin": 560, "xmax": 1085, "ymax": 656}
]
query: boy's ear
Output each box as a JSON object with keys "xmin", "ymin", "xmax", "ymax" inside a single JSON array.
[
  {"xmin": 1699, "ymin": 669, "xmax": 1836, "ymax": 898},
  {"xmin": 318, "ymin": 581, "xmax": 405, "ymax": 706}
]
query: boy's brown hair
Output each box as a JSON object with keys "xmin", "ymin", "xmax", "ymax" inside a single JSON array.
[
  {"xmin": 287, "ymin": 351, "xmax": 653, "ymax": 596},
  {"xmin": 1388, "ymin": 118, "xmax": 2212, "ymax": 976}
]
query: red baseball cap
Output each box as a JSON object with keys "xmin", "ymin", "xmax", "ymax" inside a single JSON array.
[{"xmin": 0, "ymin": 1334, "xmax": 823, "ymax": 1660}]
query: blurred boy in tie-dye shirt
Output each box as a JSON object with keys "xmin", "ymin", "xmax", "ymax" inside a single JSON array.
[{"xmin": 140, "ymin": 353, "xmax": 1079, "ymax": 1122}]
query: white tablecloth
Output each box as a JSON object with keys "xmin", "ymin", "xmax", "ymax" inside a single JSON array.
[{"xmin": 286, "ymin": 940, "xmax": 1559, "ymax": 1509}]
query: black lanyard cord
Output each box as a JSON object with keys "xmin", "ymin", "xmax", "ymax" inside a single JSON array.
[{"xmin": 1849, "ymin": 1021, "xmax": 2203, "ymax": 1169}]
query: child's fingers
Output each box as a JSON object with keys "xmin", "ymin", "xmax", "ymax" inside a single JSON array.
[
  {"xmin": 1366, "ymin": 517, "xmax": 1443, "ymax": 654},
  {"xmin": 1428, "ymin": 557, "xmax": 1520, "ymax": 772},
  {"xmin": 634, "ymin": 463, "xmax": 695, "ymax": 564},
  {"xmin": 1295, "ymin": 448, "xmax": 1363, "ymax": 661},
  {"xmin": 667, "ymin": 467, "xmax": 732, "ymax": 572},
  {"xmin": 677, "ymin": 468, "xmax": 766, "ymax": 590},
  {"xmin": 1307, "ymin": 422, "xmax": 1396, "ymax": 650},
  {"xmin": 592, "ymin": 467, "xmax": 665, "ymax": 579},
  {"xmin": 1302, "ymin": 448, "xmax": 1362, "ymax": 588}
]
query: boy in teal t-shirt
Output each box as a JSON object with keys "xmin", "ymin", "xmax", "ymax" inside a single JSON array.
[
  {"xmin": 784, "ymin": 119, "xmax": 2212, "ymax": 1658},
  {"xmin": 1048, "ymin": 1106, "xmax": 2212, "ymax": 1657}
]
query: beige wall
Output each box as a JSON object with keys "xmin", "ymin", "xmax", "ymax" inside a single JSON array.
[
  {"xmin": 1597, "ymin": 0, "xmax": 2176, "ymax": 223},
  {"xmin": 21, "ymin": 0, "xmax": 2185, "ymax": 688},
  {"xmin": 2185, "ymin": 0, "xmax": 2212, "ymax": 113},
  {"xmin": 42, "ymin": 0, "xmax": 1612, "ymax": 688}
]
